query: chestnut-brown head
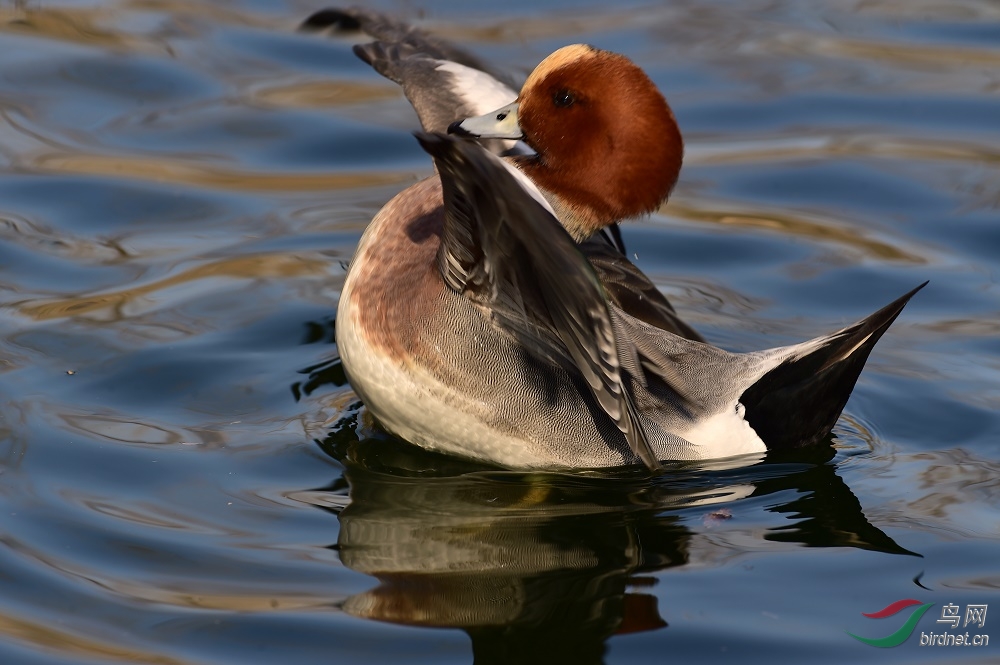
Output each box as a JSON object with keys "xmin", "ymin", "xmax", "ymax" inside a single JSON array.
[
  {"xmin": 518, "ymin": 45, "xmax": 683, "ymax": 238},
  {"xmin": 453, "ymin": 44, "xmax": 683, "ymax": 239}
]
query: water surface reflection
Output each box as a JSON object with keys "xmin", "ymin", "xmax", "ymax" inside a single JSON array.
[{"xmin": 313, "ymin": 431, "xmax": 916, "ymax": 663}]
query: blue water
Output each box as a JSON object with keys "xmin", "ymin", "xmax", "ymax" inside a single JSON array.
[{"xmin": 0, "ymin": 1, "xmax": 998, "ymax": 663}]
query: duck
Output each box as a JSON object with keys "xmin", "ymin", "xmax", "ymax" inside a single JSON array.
[
  {"xmin": 300, "ymin": 7, "xmax": 702, "ymax": 341},
  {"xmin": 301, "ymin": 9, "xmax": 925, "ymax": 470}
]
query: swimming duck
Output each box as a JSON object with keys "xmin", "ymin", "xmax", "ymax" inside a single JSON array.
[
  {"xmin": 303, "ymin": 10, "xmax": 925, "ymax": 470},
  {"xmin": 301, "ymin": 7, "xmax": 702, "ymax": 341}
]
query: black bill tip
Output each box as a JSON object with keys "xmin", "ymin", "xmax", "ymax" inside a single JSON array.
[{"xmin": 447, "ymin": 120, "xmax": 475, "ymax": 137}]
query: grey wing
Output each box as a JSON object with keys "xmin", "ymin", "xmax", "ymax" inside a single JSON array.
[
  {"xmin": 301, "ymin": 7, "xmax": 521, "ymax": 141},
  {"xmin": 300, "ymin": 7, "xmax": 516, "ymax": 86},
  {"xmin": 416, "ymin": 132, "xmax": 663, "ymax": 470},
  {"xmin": 353, "ymin": 41, "xmax": 518, "ymax": 136},
  {"xmin": 582, "ymin": 232, "xmax": 704, "ymax": 342}
]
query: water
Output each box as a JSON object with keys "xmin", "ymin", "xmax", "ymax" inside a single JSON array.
[{"xmin": 0, "ymin": 1, "xmax": 998, "ymax": 663}]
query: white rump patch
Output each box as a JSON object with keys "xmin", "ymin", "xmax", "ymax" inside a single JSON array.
[{"xmin": 677, "ymin": 401, "xmax": 767, "ymax": 458}]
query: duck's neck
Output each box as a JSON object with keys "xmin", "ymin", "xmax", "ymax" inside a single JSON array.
[
  {"xmin": 510, "ymin": 155, "xmax": 615, "ymax": 241},
  {"xmin": 510, "ymin": 145, "xmax": 681, "ymax": 241},
  {"xmin": 539, "ymin": 189, "xmax": 601, "ymax": 242}
]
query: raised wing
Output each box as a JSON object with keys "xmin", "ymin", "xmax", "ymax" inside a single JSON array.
[
  {"xmin": 417, "ymin": 132, "xmax": 664, "ymax": 470},
  {"xmin": 301, "ymin": 8, "xmax": 519, "ymax": 134}
]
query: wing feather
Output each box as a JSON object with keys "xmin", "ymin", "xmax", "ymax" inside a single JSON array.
[{"xmin": 418, "ymin": 132, "xmax": 662, "ymax": 469}]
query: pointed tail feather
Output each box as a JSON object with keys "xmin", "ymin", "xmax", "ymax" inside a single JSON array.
[{"xmin": 741, "ymin": 282, "xmax": 927, "ymax": 449}]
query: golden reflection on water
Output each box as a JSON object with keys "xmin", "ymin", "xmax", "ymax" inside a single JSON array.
[
  {"xmin": 915, "ymin": 448, "xmax": 1000, "ymax": 498},
  {"xmin": 0, "ymin": 0, "xmax": 280, "ymax": 52},
  {"xmin": 865, "ymin": 448, "xmax": 1000, "ymax": 538},
  {"xmin": 664, "ymin": 200, "xmax": 927, "ymax": 263},
  {"xmin": 0, "ymin": 6, "xmax": 157, "ymax": 53},
  {"xmin": 62, "ymin": 413, "xmax": 187, "ymax": 445},
  {"xmin": 433, "ymin": 10, "xmax": 645, "ymax": 44},
  {"xmin": 687, "ymin": 134, "xmax": 1000, "ymax": 168},
  {"xmin": 82, "ymin": 497, "xmax": 225, "ymax": 532},
  {"xmin": 0, "ymin": 610, "xmax": 185, "ymax": 665},
  {"xmin": 857, "ymin": 0, "xmax": 1000, "ymax": 19},
  {"xmin": 30, "ymin": 152, "xmax": 416, "ymax": 193},
  {"xmin": 58, "ymin": 411, "xmax": 239, "ymax": 448},
  {"xmin": 18, "ymin": 253, "xmax": 328, "ymax": 321},
  {"xmin": 925, "ymin": 318, "xmax": 1000, "ymax": 337},
  {"xmin": 0, "ymin": 213, "xmax": 132, "ymax": 263},
  {"xmin": 95, "ymin": 583, "xmax": 334, "ymax": 611},
  {"xmin": 248, "ymin": 80, "xmax": 402, "ymax": 109},
  {"xmin": 766, "ymin": 30, "xmax": 1000, "ymax": 75}
]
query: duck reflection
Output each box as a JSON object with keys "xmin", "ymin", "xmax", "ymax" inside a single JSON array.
[{"xmin": 309, "ymin": 424, "xmax": 917, "ymax": 663}]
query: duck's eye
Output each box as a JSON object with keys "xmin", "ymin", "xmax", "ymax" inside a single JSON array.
[{"xmin": 553, "ymin": 90, "xmax": 575, "ymax": 108}]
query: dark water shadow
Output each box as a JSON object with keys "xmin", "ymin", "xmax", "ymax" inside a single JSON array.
[{"xmin": 306, "ymin": 420, "xmax": 918, "ymax": 665}]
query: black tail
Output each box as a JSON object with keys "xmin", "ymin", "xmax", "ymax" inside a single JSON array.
[{"xmin": 741, "ymin": 282, "xmax": 927, "ymax": 449}]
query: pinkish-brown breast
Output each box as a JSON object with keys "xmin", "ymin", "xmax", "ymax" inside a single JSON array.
[{"xmin": 346, "ymin": 177, "xmax": 450, "ymax": 365}]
